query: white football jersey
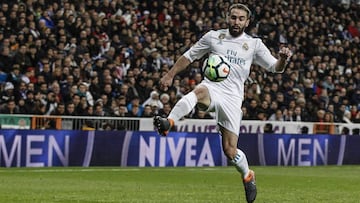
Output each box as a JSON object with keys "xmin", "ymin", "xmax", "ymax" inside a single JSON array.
[{"xmin": 183, "ymin": 29, "xmax": 277, "ymax": 101}]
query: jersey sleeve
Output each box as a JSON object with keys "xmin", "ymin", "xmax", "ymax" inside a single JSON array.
[
  {"xmin": 183, "ymin": 31, "xmax": 213, "ymax": 63},
  {"xmin": 253, "ymin": 39, "xmax": 278, "ymax": 72}
]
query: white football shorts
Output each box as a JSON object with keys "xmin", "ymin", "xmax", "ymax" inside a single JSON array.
[{"xmin": 200, "ymin": 83, "xmax": 243, "ymax": 136}]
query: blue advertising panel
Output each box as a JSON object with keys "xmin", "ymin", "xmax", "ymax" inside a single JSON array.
[
  {"xmin": 1, "ymin": 130, "xmax": 360, "ymax": 167},
  {"xmin": 238, "ymin": 134, "xmax": 360, "ymax": 166}
]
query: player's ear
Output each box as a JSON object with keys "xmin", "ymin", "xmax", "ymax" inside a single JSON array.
[{"xmin": 245, "ymin": 18, "xmax": 250, "ymax": 27}]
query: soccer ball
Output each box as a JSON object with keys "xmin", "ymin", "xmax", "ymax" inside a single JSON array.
[{"xmin": 202, "ymin": 54, "xmax": 231, "ymax": 82}]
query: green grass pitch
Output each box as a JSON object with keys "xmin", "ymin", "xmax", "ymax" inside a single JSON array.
[{"xmin": 1, "ymin": 166, "xmax": 360, "ymax": 203}]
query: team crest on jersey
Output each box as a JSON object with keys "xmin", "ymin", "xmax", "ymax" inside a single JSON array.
[
  {"xmin": 242, "ymin": 43, "xmax": 249, "ymax": 51},
  {"xmin": 217, "ymin": 33, "xmax": 225, "ymax": 44}
]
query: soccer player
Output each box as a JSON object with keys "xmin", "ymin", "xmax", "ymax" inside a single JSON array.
[{"xmin": 154, "ymin": 3, "xmax": 292, "ymax": 203}]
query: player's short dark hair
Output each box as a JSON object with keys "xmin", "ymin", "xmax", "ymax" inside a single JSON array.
[{"xmin": 228, "ymin": 3, "xmax": 251, "ymax": 18}]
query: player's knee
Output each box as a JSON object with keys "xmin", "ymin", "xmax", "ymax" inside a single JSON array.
[{"xmin": 194, "ymin": 86, "xmax": 208, "ymax": 99}]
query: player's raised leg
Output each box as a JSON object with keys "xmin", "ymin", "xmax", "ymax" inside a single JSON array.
[
  {"xmin": 154, "ymin": 85, "xmax": 210, "ymax": 136},
  {"xmin": 153, "ymin": 91, "xmax": 197, "ymax": 136}
]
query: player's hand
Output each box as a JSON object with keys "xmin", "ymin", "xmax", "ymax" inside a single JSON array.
[
  {"xmin": 159, "ymin": 73, "xmax": 173, "ymax": 91},
  {"xmin": 279, "ymin": 47, "xmax": 292, "ymax": 61}
]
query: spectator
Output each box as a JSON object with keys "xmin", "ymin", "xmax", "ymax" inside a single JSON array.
[
  {"xmin": 1, "ymin": 82, "xmax": 15, "ymax": 104},
  {"xmin": 126, "ymin": 103, "xmax": 142, "ymax": 117},
  {"xmin": 246, "ymin": 99, "xmax": 259, "ymax": 120},
  {"xmin": 50, "ymin": 102, "xmax": 66, "ymax": 116},
  {"xmin": 142, "ymin": 104, "xmax": 154, "ymax": 117},
  {"xmin": 62, "ymin": 83, "xmax": 77, "ymax": 104},
  {"xmin": 0, "ymin": 99, "xmax": 19, "ymax": 114},
  {"xmin": 292, "ymin": 106, "xmax": 307, "ymax": 122},
  {"xmin": 0, "ymin": 0, "xmax": 355, "ymax": 127},
  {"xmin": 342, "ymin": 110, "xmax": 352, "ymax": 123},
  {"xmin": 13, "ymin": 44, "xmax": 31, "ymax": 71},
  {"xmin": 135, "ymin": 76, "xmax": 151, "ymax": 103},
  {"xmin": 114, "ymin": 105, "xmax": 128, "ymax": 117},
  {"xmin": 124, "ymin": 76, "xmax": 139, "ymax": 101},
  {"xmin": 65, "ymin": 102, "xmax": 76, "ymax": 116},
  {"xmin": 50, "ymin": 81, "xmax": 62, "ymax": 103},
  {"xmin": 142, "ymin": 90, "xmax": 163, "ymax": 110},
  {"xmin": 268, "ymin": 109, "xmax": 285, "ymax": 121},
  {"xmin": 6, "ymin": 64, "xmax": 22, "ymax": 88},
  {"xmin": 93, "ymin": 102, "xmax": 107, "ymax": 117},
  {"xmin": 119, "ymin": 83, "xmax": 132, "ymax": 104},
  {"xmin": 268, "ymin": 101, "xmax": 279, "ymax": 118},
  {"xmin": 313, "ymin": 110, "xmax": 335, "ymax": 134},
  {"xmin": 159, "ymin": 93, "xmax": 170, "ymax": 106},
  {"xmin": 77, "ymin": 96, "xmax": 90, "ymax": 116},
  {"xmin": 301, "ymin": 126, "xmax": 309, "ymax": 134},
  {"xmin": 341, "ymin": 127, "xmax": 350, "ymax": 135},
  {"xmin": 127, "ymin": 96, "xmax": 143, "ymax": 117},
  {"xmin": 24, "ymin": 90, "xmax": 36, "ymax": 113},
  {"xmin": 33, "ymin": 102, "xmax": 46, "ymax": 115},
  {"xmin": 16, "ymin": 97, "xmax": 28, "ymax": 113},
  {"xmin": 89, "ymin": 76, "xmax": 102, "ymax": 101},
  {"xmin": 263, "ymin": 123, "xmax": 274, "ymax": 134},
  {"xmin": 158, "ymin": 103, "xmax": 172, "ymax": 118},
  {"xmin": 78, "ymin": 82, "xmax": 94, "ymax": 106},
  {"xmin": 0, "ymin": 46, "xmax": 13, "ymax": 73},
  {"xmin": 21, "ymin": 67, "xmax": 37, "ymax": 85},
  {"xmin": 275, "ymin": 92, "xmax": 287, "ymax": 110},
  {"xmin": 100, "ymin": 94, "xmax": 113, "ymax": 114},
  {"xmin": 44, "ymin": 90, "xmax": 57, "ymax": 115}
]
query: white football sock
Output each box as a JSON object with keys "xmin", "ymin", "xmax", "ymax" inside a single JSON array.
[
  {"xmin": 168, "ymin": 91, "xmax": 197, "ymax": 122},
  {"xmin": 231, "ymin": 149, "xmax": 250, "ymax": 179}
]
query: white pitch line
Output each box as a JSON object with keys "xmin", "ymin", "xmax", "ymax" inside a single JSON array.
[{"xmin": 0, "ymin": 167, "xmax": 234, "ymax": 173}]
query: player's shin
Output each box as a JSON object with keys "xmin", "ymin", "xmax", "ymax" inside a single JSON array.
[
  {"xmin": 168, "ymin": 91, "xmax": 197, "ymax": 122},
  {"xmin": 230, "ymin": 149, "xmax": 250, "ymax": 179}
]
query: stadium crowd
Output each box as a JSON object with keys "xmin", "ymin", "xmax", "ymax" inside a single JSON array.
[{"xmin": 0, "ymin": 0, "xmax": 359, "ymax": 125}]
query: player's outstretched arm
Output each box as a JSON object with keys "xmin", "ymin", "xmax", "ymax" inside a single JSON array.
[
  {"xmin": 159, "ymin": 56, "xmax": 191, "ymax": 90},
  {"xmin": 274, "ymin": 46, "xmax": 292, "ymax": 73}
]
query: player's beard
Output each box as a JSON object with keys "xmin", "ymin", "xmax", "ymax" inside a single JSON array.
[{"xmin": 229, "ymin": 25, "xmax": 245, "ymax": 37}]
